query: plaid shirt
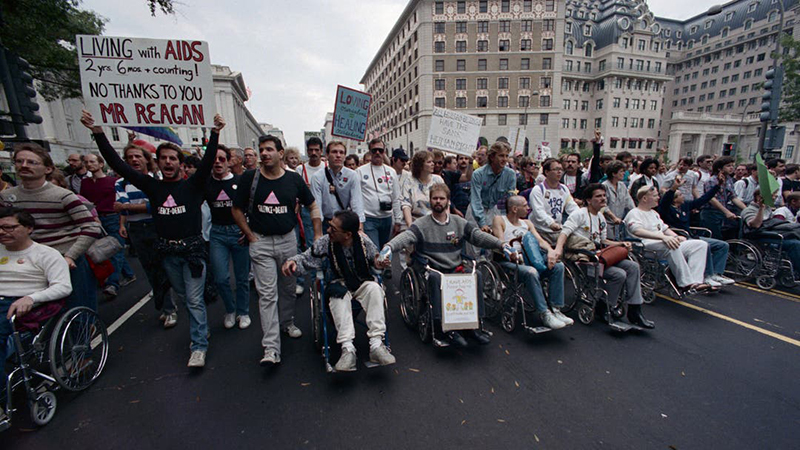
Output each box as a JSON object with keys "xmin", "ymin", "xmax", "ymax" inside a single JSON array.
[{"xmin": 703, "ymin": 176, "xmax": 737, "ymax": 210}]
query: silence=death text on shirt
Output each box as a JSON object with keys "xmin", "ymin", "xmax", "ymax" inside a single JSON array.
[{"xmin": 233, "ymin": 169, "xmax": 315, "ymax": 236}]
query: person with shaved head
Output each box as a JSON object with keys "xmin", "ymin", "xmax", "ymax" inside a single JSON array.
[{"xmin": 492, "ymin": 195, "xmax": 571, "ymax": 330}]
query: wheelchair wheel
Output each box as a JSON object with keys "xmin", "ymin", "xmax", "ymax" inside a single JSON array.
[
  {"xmin": 561, "ymin": 262, "xmax": 581, "ymax": 314},
  {"xmin": 577, "ymin": 304, "xmax": 594, "ymax": 325},
  {"xmin": 642, "ymin": 287, "xmax": 656, "ymax": 304},
  {"xmin": 725, "ymin": 240, "xmax": 760, "ymax": 282},
  {"xmin": 30, "ymin": 391, "xmax": 57, "ymax": 426},
  {"xmin": 417, "ymin": 307, "xmax": 432, "ymax": 343},
  {"xmin": 310, "ymin": 280, "xmax": 323, "ymax": 351},
  {"xmin": 778, "ymin": 272, "xmax": 797, "ymax": 288},
  {"xmin": 640, "ymin": 271, "xmax": 658, "ymax": 304},
  {"xmin": 48, "ymin": 307, "xmax": 108, "ymax": 392},
  {"xmin": 756, "ymin": 275, "xmax": 776, "ymax": 290},
  {"xmin": 476, "ymin": 261, "xmax": 503, "ymax": 319},
  {"xmin": 500, "ymin": 298, "xmax": 517, "ymax": 333},
  {"xmin": 399, "ymin": 269, "xmax": 420, "ymax": 329}
]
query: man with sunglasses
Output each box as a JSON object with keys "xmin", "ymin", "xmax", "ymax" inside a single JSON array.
[
  {"xmin": 310, "ymin": 141, "xmax": 365, "ymax": 230},
  {"xmin": 357, "ymin": 138, "xmax": 401, "ymax": 249}
]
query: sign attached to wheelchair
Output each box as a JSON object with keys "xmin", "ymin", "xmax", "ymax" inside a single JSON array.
[{"xmin": 440, "ymin": 272, "xmax": 479, "ymax": 331}]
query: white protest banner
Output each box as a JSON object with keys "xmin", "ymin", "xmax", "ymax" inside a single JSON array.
[
  {"xmin": 77, "ymin": 35, "xmax": 215, "ymax": 127},
  {"xmin": 508, "ymin": 126, "xmax": 526, "ymax": 154},
  {"xmin": 332, "ymin": 85, "xmax": 371, "ymax": 141},
  {"xmin": 440, "ymin": 272, "xmax": 479, "ymax": 332},
  {"xmin": 426, "ymin": 107, "xmax": 483, "ymax": 157}
]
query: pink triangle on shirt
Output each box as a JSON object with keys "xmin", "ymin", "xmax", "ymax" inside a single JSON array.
[
  {"xmin": 216, "ymin": 190, "xmax": 230, "ymax": 201},
  {"xmin": 264, "ymin": 191, "xmax": 280, "ymax": 205},
  {"xmin": 162, "ymin": 195, "xmax": 177, "ymax": 207}
]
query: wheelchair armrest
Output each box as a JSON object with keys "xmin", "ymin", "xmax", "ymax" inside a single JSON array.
[
  {"xmin": 750, "ymin": 231, "xmax": 784, "ymax": 241},
  {"xmin": 673, "ymin": 229, "xmax": 691, "ymax": 239},
  {"xmin": 689, "ymin": 227, "xmax": 712, "ymax": 238},
  {"xmin": 564, "ymin": 248, "xmax": 601, "ymax": 263}
]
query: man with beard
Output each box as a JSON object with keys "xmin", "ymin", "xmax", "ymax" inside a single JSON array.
[
  {"xmin": 81, "ymin": 110, "xmax": 225, "ymax": 369},
  {"xmin": 66, "ymin": 153, "xmax": 91, "ymax": 194}
]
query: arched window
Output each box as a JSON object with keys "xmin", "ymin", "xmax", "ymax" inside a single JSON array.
[
  {"xmin": 566, "ymin": 41, "xmax": 574, "ymax": 55},
  {"xmin": 585, "ymin": 43, "xmax": 593, "ymax": 57}
]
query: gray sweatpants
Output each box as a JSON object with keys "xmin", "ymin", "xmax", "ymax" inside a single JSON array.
[{"xmin": 250, "ymin": 231, "xmax": 297, "ymax": 354}]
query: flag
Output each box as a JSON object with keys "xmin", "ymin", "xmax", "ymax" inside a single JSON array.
[{"xmin": 756, "ymin": 153, "xmax": 780, "ymax": 207}]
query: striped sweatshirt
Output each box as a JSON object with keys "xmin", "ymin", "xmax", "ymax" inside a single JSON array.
[{"xmin": 0, "ymin": 182, "xmax": 102, "ymax": 260}]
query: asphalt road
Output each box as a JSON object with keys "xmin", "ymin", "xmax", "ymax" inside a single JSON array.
[{"xmin": 4, "ymin": 257, "xmax": 800, "ymax": 449}]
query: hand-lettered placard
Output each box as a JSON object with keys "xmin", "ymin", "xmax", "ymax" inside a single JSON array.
[
  {"xmin": 331, "ymin": 85, "xmax": 371, "ymax": 141},
  {"xmin": 426, "ymin": 107, "xmax": 483, "ymax": 156},
  {"xmin": 77, "ymin": 35, "xmax": 216, "ymax": 127}
]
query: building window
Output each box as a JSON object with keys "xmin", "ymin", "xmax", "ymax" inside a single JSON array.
[
  {"xmin": 745, "ymin": 19, "xmax": 753, "ymax": 30},
  {"xmin": 499, "ymin": 59, "xmax": 508, "ymax": 70},
  {"xmin": 435, "ymin": 2, "xmax": 443, "ymax": 14},
  {"xmin": 540, "ymin": 114, "xmax": 549, "ymax": 125},
  {"xmin": 585, "ymin": 44, "xmax": 593, "ymax": 57},
  {"xmin": 584, "ymin": 25, "xmax": 592, "ymax": 36},
  {"xmin": 540, "ymin": 76, "xmax": 551, "ymax": 89},
  {"xmin": 563, "ymin": 99, "xmax": 571, "ymax": 110},
  {"xmin": 456, "ymin": 78, "xmax": 467, "ymax": 90},
  {"xmin": 540, "ymin": 95, "xmax": 551, "ymax": 107},
  {"xmin": 498, "ymin": 114, "xmax": 507, "ymax": 125},
  {"xmin": 545, "ymin": 0, "xmax": 555, "ymax": 11},
  {"xmin": 580, "ymin": 119, "xmax": 587, "ymax": 130},
  {"xmin": 519, "ymin": 114, "xmax": 528, "ymax": 126},
  {"xmin": 521, "ymin": 39, "xmax": 532, "ymax": 51},
  {"xmin": 435, "ymin": 60, "xmax": 444, "ymax": 71},
  {"xmin": 542, "ymin": 39, "xmax": 554, "ymax": 51},
  {"xmin": 519, "ymin": 77, "xmax": 530, "ymax": 90},
  {"xmin": 478, "ymin": 59, "xmax": 487, "ymax": 71},
  {"xmin": 477, "ymin": 78, "xmax": 488, "ymax": 90},
  {"xmin": 435, "ymin": 97, "xmax": 445, "ymax": 108},
  {"xmin": 499, "ymin": 40, "xmax": 510, "ymax": 51},
  {"xmin": 581, "ymin": 101, "xmax": 589, "ymax": 111},
  {"xmin": 477, "ymin": 40, "xmax": 488, "ymax": 52},
  {"xmin": 477, "ymin": 96, "xmax": 488, "ymax": 108},
  {"xmin": 498, "ymin": 96, "xmax": 509, "ymax": 107},
  {"xmin": 748, "ymin": 2, "xmax": 757, "ymax": 13},
  {"xmin": 501, "ymin": 0, "xmax": 510, "ymax": 12},
  {"xmin": 457, "ymin": 1, "xmax": 466, "ymax": 14},
  {"xmin": 566, "ymin": 41, "xmax": 573, "ymax": 55},
  {"xmin": 434, "ymin": 79, "xmax": 445, "ymax": 90},
  {"xmin": 500, "ymin": 21, "xmax": 511, "ymax": 32},
  {"xmin": 456, "ymin": 41, "xmax": 467, "ymax": 52},
  {"xmin": 456, "ymin": 21, "xmax": 467, "ymax": 33},
  {"xmin": 596, "ymin": 99, "xmax": 604, "ymax": 110},
  {"xmin": 478, "ymin": 21, "xmax": 488, "ymax": 33},
  {"xmin": 522, "ymin": 20, "xmax": 533, "ymax": 32},
  {"xmin": 479, "ymin": 0, "xmax": 488, "ymax": 13},
  {"xmin": 434, "ymin": 22, "xmax": 445, "ymax": 34},
  {"xmin": 519, "ymin": 96, "xmax": 530, "ymax": 107},
  {"xmin": 540, "ymin": 58, "xmax": 549, "ymax": 70},
  {"xmin": 434, "ymin": 41, "xmax": 445, "ymax": 53},
  {"xmin": 456, "ymin": 97, "xmax": 467, "ymax": 108},
  {"xmin": 562, "ymin": 118, "xmax": 570, "ymax": 129},
  {"xmin": 457, "ymin": 59, "xmax": 466, "ymax": 71},
  {"xmin": 594, "ymin": 118, "xmax": 602, "ymax": 129}
]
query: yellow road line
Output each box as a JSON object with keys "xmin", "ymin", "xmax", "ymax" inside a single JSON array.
[
  {"xmin": 735, "ymin": 282, "xmax": 800, "ymax": 303},
  {"xmin": 656, "ymin": 293, "xmax": 800, "ymax": 349}
]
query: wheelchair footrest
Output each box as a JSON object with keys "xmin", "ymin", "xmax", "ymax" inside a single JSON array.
[
  {"xmin": 0, "ymin": 415, "xmax": 9, "ymax": 433},
  {"xmin": 608, "ymin": 322, "xmax": 643, "ymax": 332},
  {"xmin": 433, "ymin": 338, "xmax": 451, "ymax": 348},
  {"xmin": 524, "ymin": 326, "xmax": 552, "ymax": 334}
]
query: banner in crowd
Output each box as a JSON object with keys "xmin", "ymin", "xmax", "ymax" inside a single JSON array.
[
  {"xmin": 77, "ymin": 35, "xmax": 216, "ymax": 127},
  {"xmin": 756, "ymin": 153, "xmax": 780, "ymax": 207},
  {"xmin": 426, "ymin": 107, "xmax": 483, "ymax": 157},
  {"xmin": 304, "ymin": 131, "xmax": 324, "ymax": 147},
  {"xmin": 331, "ymin": 85, "xmax": 371, "ymax": 141},
  {"xmin": 440, "ymin": 272, "xmax": 479, "ymax": 332},
  {"xmin": 507, "ymin": 126, "xmax": 526, "ymax": 155}
]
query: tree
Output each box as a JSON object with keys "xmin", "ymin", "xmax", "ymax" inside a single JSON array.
[
  {"xmin": 0, "ymin": 0, "xmax": 175, "ymax": 101},
  {"xmin": 777, "ymin": 34, "xmax": 800, "ymax": 122}
]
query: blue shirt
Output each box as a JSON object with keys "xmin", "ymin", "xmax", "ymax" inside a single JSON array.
[
  {"xmin": 469, "ymin": 165, "xmax": 516, "ymax": 227},
  {"xmin": 310, "ymin": 166, "xmax": 365, "ymax": 222},
  {"xmin": 115, "ymin": 177, "xmax": 152, "ymax": 223}
]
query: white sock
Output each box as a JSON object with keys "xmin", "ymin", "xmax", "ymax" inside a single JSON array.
[
  {"xmin": 369, "ymin": 337, "xmax": 383, "ymax": 350},
  {"xmin": 342, "ymin": 341, "xmax": 356, "ymax": 353}
]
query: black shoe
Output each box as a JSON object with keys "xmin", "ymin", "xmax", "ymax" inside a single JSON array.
[
  {"xmin": 469, "ymin": 329, "xmax": 491, "ymax": 345},
  {"xmin": 445, "ymin": 331, "xmax": 468, "ymax": 348},
  {"xmin": 627, "ymin": 304, "xmax": 655, "ymax": 329}
]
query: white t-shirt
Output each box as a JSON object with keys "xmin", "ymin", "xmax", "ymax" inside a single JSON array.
[
  {"xmin": 697, "ymin": 169, "xmax": 711, "ymax": 194},
  {"xmin": 529, "ymin": 182, "xmax": 577, "ymax": 232},
  {"xmin": 0, "ymin": 242, "xmax": 72, "ymax": 304},
  {"xmin": 773, "ymin": 206, "xmax": 799, "ymax": 223},
  {"xmin": 563, "ymin": 174, "xmax": 577, "ymax": 194},
  {"xmin": 297, "ymin": 163, "xmax": 323, "ymax": 186},
  {"xmin": 357, "ymin": 163, "xmax": 401, "ymax": 221},
  {"xmin": 662, "ymin": 170, "xmax": 699, "ymax": 199},
  {"xmin": 624, "ymin": 208, "xmax": 669, "ymax": 245},
  {"xmin": 562, "ymin": 208, "xmax": 607, "ymax": 246}
]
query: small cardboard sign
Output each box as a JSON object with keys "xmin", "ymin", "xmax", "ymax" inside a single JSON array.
[
  {"xmin": 440, "ymin": 272, "xmax": 479, "ymax": 331},
  {"xmin": 331, "ymin": 85, "xmax": 371, "ymax": 141}
]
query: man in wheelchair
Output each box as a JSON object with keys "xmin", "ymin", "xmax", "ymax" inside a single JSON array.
[
  {"xmin": 0, "ymin": 208, "xmax": 72, "ymax": 416},
  {"xmin": 624, "ymin": 186, "xmax": 711, "ymax": 293},
  {"xmin": 491, "ymin": 195, "xmax": 572, "ymax": 330},
  {"xmin": 380, "ymin": 183, "xmax": 517, "ymax": 347},
  {"xmin": 281, "ymin": 210, "xmax": 395, "ymax": 372},
  {"xmin": 554, "ymin": 184, "xmax": 653, "ymax": 329},
  {"xmin": 741, "ymin": 189, "xmax": 800, "ymax": 276}
]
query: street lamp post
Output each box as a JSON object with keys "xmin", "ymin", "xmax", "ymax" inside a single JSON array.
[
  {"xmin": 522, "ymin": 90, "xmax": 539, "ymax": 155},
  {"xmin": 736, "ymin": 102, "xmax": 752, "ymax": 158}
]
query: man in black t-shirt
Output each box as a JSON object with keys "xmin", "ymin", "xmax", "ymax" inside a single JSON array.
[
  {"xmin": 205, "ymin": 145, "xmax": 251, "ymax": 331},
  {"xmin": 232, "ymin": 135, "xmax": 323, "ymax": 366},
  {"xmin": 81, "ymin": 110, "xmax": 224, "ymax": 369}
]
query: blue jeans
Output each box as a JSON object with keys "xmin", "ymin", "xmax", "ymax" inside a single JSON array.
[
  {"xmin": 701, "ymin": 237, "xmax": 729, "ymax": 277},
  {"xmin": 699, "ymin": 209, "xmax": 727, "ymax": 240},
  {"xmin": 364, "ymin": 216, "xmax": 392, "ymax": 249},
  {"xmin": 162, "ymin": 255, "xmax": 208, "ymax": 352},
  {"xmin": 100, "ymin": 214, "xmax": 135, "ymax": 288},
  {"xmin": 499, "ymin": 261, "xmax": 565, "ymax": 312},
  {"xmin": 209, "ymin": 224, "xmax": 250, "ymax": 316},
  {"xmin": 66, "ymin": 255, "xmax": 97, "ymax": 311}
]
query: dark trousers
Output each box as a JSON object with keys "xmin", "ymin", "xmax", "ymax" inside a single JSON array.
[{"xmin": 128, "ymin": 221, "xmax": 174, "ymax": 312}]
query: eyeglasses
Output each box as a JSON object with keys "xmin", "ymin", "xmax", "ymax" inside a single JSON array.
[
  {"xmin": 14, "ymin": 159, "xmax": 42, "ymax": 167},
  {"xmin": 328, "ymin": 224, "xmax": 344, "ymax": 234},
  {"xmin": 215, "ymin": 156, "xmax": 228, "ymax": 162},
  {"xmin": 0, "ymin": 224, "xmax": 22, "ymax": 233},
  {"xmin": 370, "ymin": 147, "xmax": 385, "ymax": 154}
]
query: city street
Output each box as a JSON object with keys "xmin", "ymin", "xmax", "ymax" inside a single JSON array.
[{"xmin": 4, "ymin": 256, "xmax": 800, "ymax": 449}]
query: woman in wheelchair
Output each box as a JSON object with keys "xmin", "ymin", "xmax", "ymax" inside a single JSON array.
[
  {"xmin": 0, "ymin": 208, "xmax": 72, "ymax": 410},
  {"xmin": 381, "ymin": 183, "xmax": 517, "ymax": 347},
  {"xmin": 741, "ymin": 190, "xmax": 800, "ymax": 278},
  {"xmin": 555, "ymin": 184, "xmax": 653, "ymax": 329},
  {"xmin": 492, "ymin": 195, "xmax": 572, "ymax": 330},
  {"xmin": 281, "ymin": 210, "xmax": 395, "ymax": 372}
]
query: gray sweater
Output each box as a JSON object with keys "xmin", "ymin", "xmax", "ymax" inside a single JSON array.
[{"xmin": 387, "ymin": 213, "xmax": 503, "ymax": 271}]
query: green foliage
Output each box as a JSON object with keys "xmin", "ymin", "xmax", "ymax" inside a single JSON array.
[
  {"xmin": 777, "ymin": 34, "xmax": 800, "ymax": 122},
  {"xmin": 147, "ymin": 0, "xmax": 175, "ymax": 16}
]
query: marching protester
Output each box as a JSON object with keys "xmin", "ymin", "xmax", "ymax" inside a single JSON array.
[
  {"xmin": 601, "ymin": 161, "xmax": 635, "ymax": 240},
  {"xmin": 81, "ymin": 109, "xmax": 224, "ymax": 369},
  {"xmin": 284, "ymin": 147, "xmax": 302, "ymax": 171},
  {"xmin": 243, "ymin": 147, "xmax": 258, "ymax": 171},
  {"xmin": 66, "ymin": 153, "xmax": 91, "ymax": 194},
  {"xmin": 229, "ymin": 148, "xmax": 245, "ymax": 175},
  {"xmin": 0, "ymin": 144, "xmax": 101, "ymax": 312},
  {"xmin": 400, "ymin": 150, "xmax": 445, "ymax": 229},
  {"xmin": 205, "ymin": 145, "xmax": 250, "ymax": 330},
  {"xmin": 447, "ymin": 154, "xmax": 474, "ymax": 217},
  {"xmin": 115, "ymin": 142, "xmax": 177, "ymax": 328},
  {"xmin": 297, "ymin": 137, "xmax": 325, "ymax": 250},
  {"xmin": 357, "ymin": 138, "xmax": 401, "ymax": 250},
  {"xmin": 700, "ymin": 156, "xmax": 746, "ymax": 240},
  {"xmin": 231, "ymin": 135, "xmax": 323, "ymax": 365},
  {"xmin": 81, "ymin": 153, "xmax": 136, "ymax": 298},
  {"xmin": 344, "ymin": 154, "xmax": 360, "ymax": 171},
  {"xmin": 733, "ymin": 164, "xmax": 758, "ymax": 205},
  {"xmin": 282, "ymin": 210, "xmax": 395, "ymax": 371},
  {"xmin": 468, "ymin": 141, "xmax": 516, "ymax": 232},
  {"xmin": 311, "ymin": 141, "xmax": 365, "ymax": 229},
  {"xmin": 391, "ymin": 148, "xmax": 410, "ymax": 187}
]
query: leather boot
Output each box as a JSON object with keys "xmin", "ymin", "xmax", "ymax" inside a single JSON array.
[
  {"xmin": 596, "ymin": 302, "xmax": 615, "ymax": 326},
  {"xmin": 627, "ymin": 304, "xmax": 655, "ymax": 329}
]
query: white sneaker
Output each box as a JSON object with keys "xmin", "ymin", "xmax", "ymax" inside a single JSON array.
[
  {"xmin": 237, "ymin": 315, "xmax": 251, "ymax": 329},
  {"xmin": 540, "ymin": 310, "xmax": 566, "ymax": 329},
  {"xmin": 704, "ymin": 277, "xmax": 721, "ymax": 288},
  {"xmin": 334, "ymin": 349, "xmax": 357, "ymax": 372},
  {"xmin": 260, "ymin": 349, "xmax": 280, "ymax": 366},
  {"xmin": 369, "ymin": 344, "xmax": 396, "ymax": 366},
  {"xmin": 223, "ymin": 313, "xmax": 236, "ymax": 329},
  {"xmin": 283, "ymin": 324, "xmax": 303, "ymax": 338},
  {"xmin": 295, "ymin": 285, "xmax": 305, "ymax": 296},
  {"xmin": 713, "ymin": 274, "xmax": 735, "ymax": 285},
  {"xmin": 158, "ymin": 312, "xmax": 167, "ymax": 322},
  {"xmin": 187, "ymin": 350, "xmax": 206, "ymax": 368},
  {"xmin": 163, "ymin": 313, "xmax": 177, "ymax": 329},
  {"xmin": 552, "ymin": 308, "xmax": 574, "ymax": 326}
]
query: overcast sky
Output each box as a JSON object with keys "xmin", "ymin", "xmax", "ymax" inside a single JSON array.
[{"xmin": 82, "ymin": 0, "xmax": 720, "ymax": 148}]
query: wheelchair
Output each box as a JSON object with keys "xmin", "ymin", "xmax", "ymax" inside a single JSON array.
[
  {"xmin": 725, "ymin": 223, "xmax": 798, "ymax": 290},
  {"xmin": 2, "ymin": 305, "xmax": 109, "ymax": 431},
  {"xmin": 399, "ymin": 256, "xmax": 487, "ymax": 348},
  {"xmin": 309, "ymin": 265, "xmax": 390, "ymax": 373}
]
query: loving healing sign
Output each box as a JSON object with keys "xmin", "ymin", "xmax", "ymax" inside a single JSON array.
[
  {"xmin": 332, "ymin": 85, "xmax": 371, "ymax": 141},
  {"xmin": 77, "ymin": 35, "xmax": 216, "ymax": 127}
]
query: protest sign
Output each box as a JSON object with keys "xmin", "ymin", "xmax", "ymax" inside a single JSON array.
[
  {"xmin": 426, "ymin": 107, "xmax": 483, "ymax": 156},
  {"xmin": 508, "ymin": 126, "xmax": 526, "ymax": 154},
  {"xmin": 440, "ymin": 272, "xmax": 479, "ymax": 332},
  {"xmin": 77, "ymin": 35, "xmax": 216, "ymax": 127},
  {"xmin": 332, "ymin": 85, "xmax": 371, "ymax": 141}
]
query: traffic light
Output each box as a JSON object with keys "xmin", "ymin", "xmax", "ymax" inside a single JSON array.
[
  {"xmin": 5, "ymin": 49, "xmax": 43, "ymax": 125},
  {"xmin": 759, "ymin": 66, "xmax": 784, "ymax": 124},
  {"xmin": 722, "ymin": 143, "xmax": 734, "ymax": 156},
  {"xmin": 201, "ymin": 136, "xmax": 208, "ymax": 150}
]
